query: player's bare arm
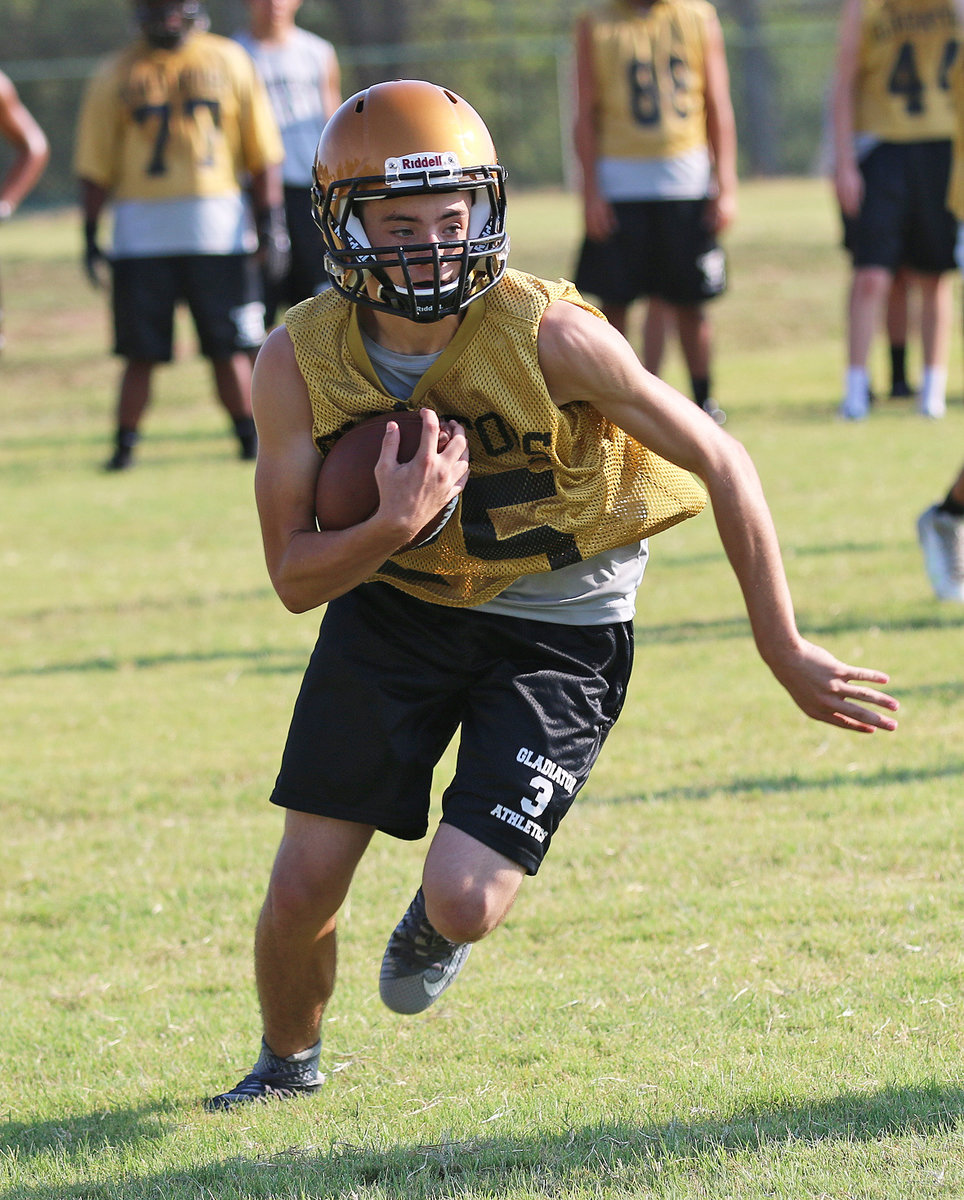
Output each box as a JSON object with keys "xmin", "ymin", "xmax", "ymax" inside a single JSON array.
[
  {"xmin": 0, "ymin": 70, "xmax": 49, "ymax": 218},
  {"xmin": 252, "ymin": 327, "xmax": 468, "ymax": 613},
  {"xmin": 322, "ymin": 47, "xmax": 341, "ymax": 119},
  {"xmin": 702, "ymin": 9, "xmax": 738, "ymax": 234},
  {"xmin": 830, "ymin": 0, "xmax": 864, "ymax": 218},
  {"xmin": 538, "ymin": 300, "xmax": 899, "ymax": 733},
  {"xmin": 573, "ymin": 15, "xmax": 616, "ymax": 243}
]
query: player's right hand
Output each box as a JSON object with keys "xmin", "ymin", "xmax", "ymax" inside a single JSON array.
[
  {"xmin": 256, "ymin": 206, "xmax": 292, "ymax": 285},
  {"xmin": 834, "ymin": 161, "xmax": 864, "ymax": 219},
  {"xmin": 83, "ymin": 235, "xmax": 110, "ymax": 289},
  {"xmin": 583, "ymin": 192, "xmax": 618, "ymax": 242}
]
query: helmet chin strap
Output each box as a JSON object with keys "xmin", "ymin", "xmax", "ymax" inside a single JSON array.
[
  {"xmin": 371, "ymin": 267, "xmax": 461, "ymax": 321},
  {"xmin": 376, "ymin": 276, "xmax": 460, "ymax": 302}
]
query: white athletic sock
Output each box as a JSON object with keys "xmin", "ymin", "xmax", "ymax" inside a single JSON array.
[
  {"xmin": 919, "ymin": 367, "xmax": 947, "ymax": 418},
  {"xmin": 842, "ymin": 366, "xmax": 870, "ymax": 419}
]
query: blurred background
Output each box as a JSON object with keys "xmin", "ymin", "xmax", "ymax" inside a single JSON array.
[{"xmin": 2, "ymin": 0, "xmax": 840, "ymax": 207}]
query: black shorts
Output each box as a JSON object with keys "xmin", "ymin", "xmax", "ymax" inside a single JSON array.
[
  {"xmin": 263, "ymin": 185, "xmax": 330, "ymax": 326},
  {"xmin": 574, "ymin": 197, "xmax": 727, "ymax": 307},
  {"xmin": 842, "ymin": 140, "xmax": 956, "ymax": 273},
  {"xmin": 111, "ymin": 254, "xmax": 266, "ymax": 362},
  {"xmin": 270, "ymin": 583, "xmax": 634, "ymax": 876}
]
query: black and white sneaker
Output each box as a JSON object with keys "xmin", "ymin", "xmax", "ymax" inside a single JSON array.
[
  {"xmin": 204, "ymin": 1068, "xmax": 324, "ymax": 1111},
  {"xmin": 379, "ymin": 887, "xmax": 471, "ymax": 1015}
]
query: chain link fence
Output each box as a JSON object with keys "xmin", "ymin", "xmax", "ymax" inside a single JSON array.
[{"xmin": 1, "ymin": 18, "xmax": 840, "ymax": 210}]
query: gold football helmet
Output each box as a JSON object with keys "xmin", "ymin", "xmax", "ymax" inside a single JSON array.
[{"xmin": 312, "ymin": 80, "xmax": 509, "ymax": 323}]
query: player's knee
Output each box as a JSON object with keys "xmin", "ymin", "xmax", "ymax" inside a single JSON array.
[
  {"xmin": 852, "ymin": 267, "xmax": 892, "ymax": 303},
  {"xmin": 423, "ymin": 883, "xmax": 508, "ymax": 945},
  {"xmin": 265, "ymin": 860, "xmax": 339, "ymax": 929}
]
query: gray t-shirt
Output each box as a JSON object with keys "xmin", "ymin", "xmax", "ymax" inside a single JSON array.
[{"xmin": 233, "ymin": 27, "xmax": 337, "ymax": 187}]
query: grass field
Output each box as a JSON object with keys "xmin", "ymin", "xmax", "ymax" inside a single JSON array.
[{"xmin": 3, "ymin": 178, "xmax": 964, "ymax": 1199}]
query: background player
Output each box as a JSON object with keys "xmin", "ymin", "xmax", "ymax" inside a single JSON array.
[
  {"xmin": 916, "ymin": 0, "xmax": 964, "ymax": 599},
  {"xmin": 234, "ymin": 0, "xmax": 341, "ymax": 326},
  {"xmin": 74, "ymin": 0, "xmax": 286, "ymax": 470},
  {"xmin": 204, "ymin": 80, "xmax": 898, "ymax": 1111},
  {"xmin": 918, "ymin": 461, "xmax": 964, "ymax": 599},
  {"xmin": 572, "ymin": 0, "xmax": 737, "ymax": 423},
  {"xmin": 0, "ymin": 68, "xmax": 50, "ymax": 353},
  {"xmin": 831, "ymin": 0, "xmax": 958, "ymax": 421}
]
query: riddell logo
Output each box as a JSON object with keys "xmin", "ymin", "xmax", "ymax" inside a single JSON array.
[
  {"xmin": 385, "ymin": 151, "xmax": 461, "ymax": 184},
  {"xmin": 401, "ymin": 153, "xmax": 444, "ymax": 170}
]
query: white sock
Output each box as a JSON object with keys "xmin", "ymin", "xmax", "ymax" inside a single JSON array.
[
  {"xmin": 844, "ymin": 367, "xmax": 869, "ymax": 415},
  {"xmin": 920, "ymin": 367, "xmax": 947, "ymax": 418}
]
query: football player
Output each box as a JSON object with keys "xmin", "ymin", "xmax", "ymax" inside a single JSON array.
[
  {"xmin": 831, "ymin": 0, "xmax": 958, "ymax": 420},
  {"xmin": 73, "ymin": 0, "xmax": 286, "ymax": 468},
  {"xmin": 571, "ymin": 0, "xmax": 737, "ymax": 423},
  {"xmin": 205, "ymin": 80, "xmax": 899, "ymax": 1110},
  {"xmin": 233, "ymin": 0, "xmax": 342, "ymax": 326}
]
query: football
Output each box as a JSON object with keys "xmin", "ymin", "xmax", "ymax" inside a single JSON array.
[{"xmin": 315, "ymin": 410, "xmax": 455, "ymax": 551}]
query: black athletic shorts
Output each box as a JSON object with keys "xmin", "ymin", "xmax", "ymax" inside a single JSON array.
[
  {"xmin": 270, "ymin": 582, "xmax": 634, "ymax": 875},
  {"xmin": 574, "ymin": 197, "xmax": 727, "ymax": 307},
  {"xmin": 842, "ymin": 140, "xmax": 956, "ymax": 273},
  {"xmin": 112, "ymin": 253, "xmax": 266, "ymax": 362}
]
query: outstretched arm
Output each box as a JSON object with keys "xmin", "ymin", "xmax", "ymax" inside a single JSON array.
[{"xmin": 538, "ymin": 301, "xmax": 899, "ymax": 733}]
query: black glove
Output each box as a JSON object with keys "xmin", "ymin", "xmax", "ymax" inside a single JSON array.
[
  {"xmin": 255, "ymin": 206, "xmax": 291, "ymax": 286},
  {"xmin": 84, "ymin": 220, "xmax": 110, "ymax": 289}
]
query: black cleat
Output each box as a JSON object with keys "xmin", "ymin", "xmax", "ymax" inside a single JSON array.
[
  {"xmin": 103, "ymin": 446, "xmax": 134, "ymax": 471},
  {"xmin": 204, "ymin": 1068, "xmax": 324, "ymax": 1112}
]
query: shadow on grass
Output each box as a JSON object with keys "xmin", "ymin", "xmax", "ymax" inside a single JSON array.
[
  {"xmin": 11, "ymin": 586, "xmax": 277, "ymax": 626},
  {"xmin": 0, "ymin": 645, "xmax": 308, "ymax": 678},
  {"xmin": 5, "ymin": 608, "xmax": 962, "ymax": 688},
  {"xmin": 595, "ymin": 760, "xmax": 964, "ymax": 807},
  {"xmin": 658, "ymin": 539, "xmax": 890, "ymax": 569},
  {"xmin": 4, "ymin": 1083, "xmax": 963, "ymax": 1198},
  {"xmin": 633, "ymin": 606, "xmax": 964, "ymax": 647}
]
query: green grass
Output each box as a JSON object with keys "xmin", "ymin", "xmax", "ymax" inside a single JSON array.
[{"xmin": 2, "ymin": 180, "xmax": 964, "ymax": 1198}]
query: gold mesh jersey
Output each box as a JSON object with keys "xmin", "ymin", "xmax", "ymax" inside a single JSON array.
[
  {"xmin": 73, "ymin": 32, "xmax": 283, "ymax": 201},
  {"xmin": 581, "ymin": 0, "xmax": 714, "ymax": 162},
  {"xmin": 285, "ymin": 269, "xmax": 706, "ymax": 608},
  {"xmin": 854, "ymin": 0, "xmax": 958, "ymax": 142}
]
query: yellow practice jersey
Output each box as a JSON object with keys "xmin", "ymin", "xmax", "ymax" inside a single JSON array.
[
  {"xmin": 285, "ymin": 270, "xmax": 707, "ymax": 608},
  {"xmin": 854, "ymin": 0, "xmax": 958, "ymax": 141},
  {"xmin": 582, "ymin": 0, "xmax": 716, "ymax": 161},
  {"xmin": 74, "ymin": 32, "xmax": 283, "ymax": 201}
]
